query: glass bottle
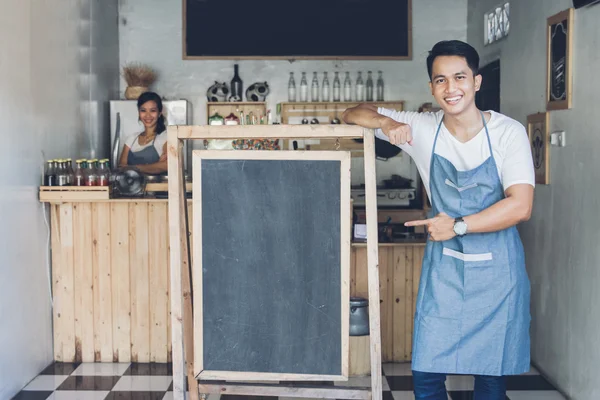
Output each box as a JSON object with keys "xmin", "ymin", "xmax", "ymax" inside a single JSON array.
[
  {"xmin": 322, "ymin": 72, "xmax": 330, "ymax": 102},
  {"xmin": 299, "ymin": 72, "xmax": 308, "ymax": 102},
  {"xmin": 97, "ymin": 159, "xmax": 110, "ymax": 187},
  {"xmin": 288, "ymin": 72, "xmax": 296, "ymax": 102},
  {"xmin": 355, "ymin": 72, "xmax": 364, "ymax": 101},
  {"xmin": 73, "ymin": 160, "xmax": 85, "ymax": 186},
  {"xmin": 343, "ymin": 72, "xmax": 352, "ymax": 101},
  {"xmin": 311, "ymin": 72, "xmax": 319, "ymax": 102},
  {"xmin": 44, "ymin": 160, "xmax": 56, "ymax": 186},
  {"xmin": 56, "ymin": 159, "xmax": 70, "ymax": 187},
  {"xmin": 85, "ymin": 159, "xmax": 98, "ymax": 186},
  {"xmin": 377, "ymin": 71, "xmax": 385, "ymax": 101},
  {"xmin": 366, "ymin": 71, "xmax": 374, "ymax": 101},
  {"xmin": 66, "ymin": 158, "xmax": 75, "ymax": 185},
  {"xmin": 332, "ymin": 72, "xmax": 341, "ymax": 102},
  {"xmin": 230, "ymin": 64, "xmax": 243, "ymax": 101}
]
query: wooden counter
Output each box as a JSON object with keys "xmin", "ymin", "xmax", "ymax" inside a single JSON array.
[{"xmin": 47, "ymin": 199, "xmax": 424, "ymax": 365}]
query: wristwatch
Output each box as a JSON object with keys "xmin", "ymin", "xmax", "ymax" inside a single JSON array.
[{"xmin": 453, "ymin": 217, "xmax": 468, "ymax": 237}]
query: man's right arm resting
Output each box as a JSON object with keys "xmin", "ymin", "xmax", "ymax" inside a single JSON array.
[
  {"xmin": 342, "ymin": 104, "xmax": 413, "ymax": 146},
  {"xmin": 342, "ymin": 104, "xmax": 389, "ymax": 128}
]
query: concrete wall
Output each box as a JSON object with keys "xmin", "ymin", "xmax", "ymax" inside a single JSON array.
[
  {"xmin": 0, "ymin": 1, "xmax": 119, "ymax": 397},
  {"xmin": 118, "ymin": 0, "xmax": 468, "ymax": 184},
  {"xmin": 468, "ymin": 1, "xmax": 600, "ymax": 399}
]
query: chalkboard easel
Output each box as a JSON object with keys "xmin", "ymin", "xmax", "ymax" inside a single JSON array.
[{"xmin": 167, "ymin": 125, "xmax": 382, "ymax": 400}]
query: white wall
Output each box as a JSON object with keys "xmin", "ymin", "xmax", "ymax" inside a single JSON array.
[
  {"xmin": 468, "ymin": 1, "xmax": 600, "ymax": 399},
  {"xmin": 0, "ymin": 1, "xmax": 119, "ymax": 398},
  {"xmin": 118, "ymin": 0, "xmax": 468, "ymax": 185}
]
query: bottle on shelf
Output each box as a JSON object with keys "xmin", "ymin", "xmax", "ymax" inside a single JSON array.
[
  {"xmin": 377, "ymin": 71, "xmax": 385, "ymax": 101},
  {"xmin": 356, "ymin": 71, "xmax": 364, "ymax": 102},
  {"xmin": 230, "ymin": 64, "xmax": 243, "ymax": 101},
  {"xmin": 311, "ymin": 72, "xmax": 319, "ymax": 102},
  {"xmin": 322, "ymin": 72, "xmax": 330, "ymax": 102},
  {"xmin": 288, "ymin": 72, "xmax": 296, "ymax": 102},
  {"xmin": 366, "ymin": 71, "xmax": 374, "ymax": 102},
  {"xmin": 66, "ymin": 158, "xmax": 75, "ymax": 185},
  {"xmin": 56, "ymin": 159, "xmax": 70, "ymax": 187},
  {"xmin": 44, "ymin": 160, "xmax": 56, "ymax": 186},
  {"xmin": 333, "ymin": 72, "xmax": 341, "ymax": 102},
  {"xmin": 97, "ymin": 159, "xmax": 111, "ymax": 187},
  {"xmin": 85, "ymin": 159, "xmax": 98, "ymax": 186},
  {"xmin": 300, "ymin": 72, "xmax": 308, "ymax": 102},
  {"xmin": 343, "ymin": 72, "xmax": 352, "ymax": 101},
  {"xmin": 73, "ymin": 159, "xmax": 85, "ymax": 186}
]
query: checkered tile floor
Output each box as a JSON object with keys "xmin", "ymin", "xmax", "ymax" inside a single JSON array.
[{"xmin": 12, "ymin": 362, "xmax": 564, "ymax": 400}]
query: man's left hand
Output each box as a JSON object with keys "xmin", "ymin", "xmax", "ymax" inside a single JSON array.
[{"xmin": 405, "ymin": 212, "xmax": 456, "ymax": 241}]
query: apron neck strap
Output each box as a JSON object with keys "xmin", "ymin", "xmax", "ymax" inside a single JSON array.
[{"xmin": 431, "ymin": 111, "xmax": 492, "ymax": 156}]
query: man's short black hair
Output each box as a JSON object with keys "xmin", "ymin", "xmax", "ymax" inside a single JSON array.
[{"xmin": 426, "ymin": 40, "xmax": 480, "ymax": 81}]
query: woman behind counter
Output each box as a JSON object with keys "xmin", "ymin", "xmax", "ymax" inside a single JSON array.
[{"xmin": 119, "ymin": 91, "xmax": 168, "ymax": 174}]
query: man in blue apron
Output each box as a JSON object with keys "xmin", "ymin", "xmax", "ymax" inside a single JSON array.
[{"xmin": 343, "ymin": 40, "xmax": 535, "ymax": 399}]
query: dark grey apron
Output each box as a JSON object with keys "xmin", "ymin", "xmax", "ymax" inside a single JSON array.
[{"xmin": 127, "ymin": 133, "xmax": 161, "ymax": 165}]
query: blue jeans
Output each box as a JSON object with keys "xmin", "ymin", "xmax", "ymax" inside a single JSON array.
[{"xmin": 412, "ymin": 370, "xmax": 506, "ymax": 400}]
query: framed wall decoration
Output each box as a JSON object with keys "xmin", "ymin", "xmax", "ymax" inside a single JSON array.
[
  {"xmin": 546, "ymin": 8, "xmax": 574, "ymax": 110},
  {"xmin": 527, "ymin": 112, "xmax": 550, "ymax": 185}
]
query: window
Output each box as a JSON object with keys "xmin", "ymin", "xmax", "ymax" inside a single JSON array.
[{"xmin": 484, "ymin": 2, "xmax": 510, "ymax": 45}]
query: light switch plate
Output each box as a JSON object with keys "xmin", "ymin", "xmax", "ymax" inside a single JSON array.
[{"xmin": 550, "ymin": 131, "xmax": 566, "ymax": 147}]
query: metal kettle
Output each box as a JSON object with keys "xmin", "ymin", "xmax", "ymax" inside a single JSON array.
[{"xmin": 349, "ymin": 297, "xmax": 369, "ymax": 336}]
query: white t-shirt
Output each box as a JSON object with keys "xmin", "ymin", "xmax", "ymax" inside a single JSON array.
[
  {"xmin": 375, "ymin": 108, "xmax": 535, "ymax": 201},
  {"xmin": 124, "ymin": 131, "xmax": 168, "ymax": 156}
]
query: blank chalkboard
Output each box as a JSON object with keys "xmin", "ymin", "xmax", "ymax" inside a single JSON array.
[
  {"xmin": 184, "ymin": 0, "xmax": 412, "ymax": 59},
  {"xmin": 192, "ymin": 151, "xmax": 351, "ymax": 380}
]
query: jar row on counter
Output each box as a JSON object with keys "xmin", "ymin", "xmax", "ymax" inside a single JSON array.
[{"xmin": 44, "ymin": 159, "xmax": 111, "ymax": 187}]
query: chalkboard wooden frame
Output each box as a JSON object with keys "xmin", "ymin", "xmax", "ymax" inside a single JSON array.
[
  {"xmin": 546, "ymin": 8, "xmax": 573, "ymax": 110},
  {"xmin": 182, "ymin": 0, "xmax": 412, "ymax": 60},
  {"xmin": 167, "ymin": 124, "xmax": 382, "ymax": 400},
  {"xmin": 192, "ymin": 150, "xmax": 351, "ymax": 381}
]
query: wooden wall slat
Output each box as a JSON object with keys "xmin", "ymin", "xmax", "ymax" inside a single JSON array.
[
  {"xmin": 392, "ymin": 246, "xmax": 407, "ymax": 361},
  {"xmin": 73, "ymin": 203, "xmax": 94, "ymax": 362},
  {"xmin": 404, "ymin": 247, "xmax": 414, "ymax": 360},
  {"xmin": 92, "ymin": 203, "xmax": 113, "ymax": 362},
  {"xmin": 111, "ymin": 203, "xmax": 131, "ymax": 362},
  {"xmin": 130, "ymin": 202, "xmax": 150, "ymax": 362},
  {"xmin": 354, "ymin": 248, "xmax": 368, "ymax": 298},
  {"xmin": 149, "ymin": 203, "xmax": 169, "ymax": 362},
  {"xmin": 52, "ymin": 204, "xmax": 76, "ymax": 362},
  {"xmin": 378, "ymin": 248, "xmax": 391, "ymax": 362}
]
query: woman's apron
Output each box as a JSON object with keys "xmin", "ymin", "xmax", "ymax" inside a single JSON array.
[
  {"xmin": 412, "ymin": 112, "xmax": 531, "ymax": 376},
  {"xmin": 128, "ymin": 134, "xmax": 160, "ymax": 165}
]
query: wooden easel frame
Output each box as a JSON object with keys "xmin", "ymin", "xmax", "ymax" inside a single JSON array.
[{"xmin": 167, "ymin": 125, "xmax": 382, "ymax": 400}]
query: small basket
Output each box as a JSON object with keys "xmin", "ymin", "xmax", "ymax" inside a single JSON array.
[{"xmin": 124, "ymin": 86, "xmax": 148, "ymax": 100}]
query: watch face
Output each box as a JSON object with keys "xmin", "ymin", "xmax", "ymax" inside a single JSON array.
[{"xmin": 455, "ymin": 221, "xmax": 467, "ymax": 235}]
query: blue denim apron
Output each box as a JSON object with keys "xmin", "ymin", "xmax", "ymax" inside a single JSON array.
[
  {"xmin": 127, "ymin": 133, "xmax": 160, "ymax": 165},
  {"xmin": 412, "ymin": 112, "xmax": 531, "ymax": 376}
]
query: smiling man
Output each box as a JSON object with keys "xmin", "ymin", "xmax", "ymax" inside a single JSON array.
[{"xmin": 343, "ymin": 40, "xmax": 535, "ymax": 400}]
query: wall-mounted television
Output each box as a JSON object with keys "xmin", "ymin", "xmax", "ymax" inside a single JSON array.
[{"xmin": 573, "ymin": 0, "xmax": 600, "ymax": 9}]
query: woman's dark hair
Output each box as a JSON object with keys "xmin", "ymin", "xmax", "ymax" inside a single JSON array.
[
  {"xmin": 137, "ymin": 91, "xmax": 166, "ymax": 134},
  {"xmin": 426, "ymin": 40, "xmax": 480, "ymax": 81}
]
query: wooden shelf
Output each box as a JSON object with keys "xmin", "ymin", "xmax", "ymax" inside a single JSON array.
[
  {"xmin": 40, "ymin": 186, "xmax": 111, "ymax": 201},
  {"xmin": 279, "ymin": 101, "xmax": 405, "ymax": 152},
  {"xmin": 279, "ymin": 101, "xmax": 405, "ymax": 124},
  {"xmin": 206, "ymin": 102, "xmax": 267, "ymax": 124}
]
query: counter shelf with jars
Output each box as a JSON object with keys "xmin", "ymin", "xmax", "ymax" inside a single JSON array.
[{"xmin": 39, "ymin": 158, "xmax": 113, "ymax": 201}]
